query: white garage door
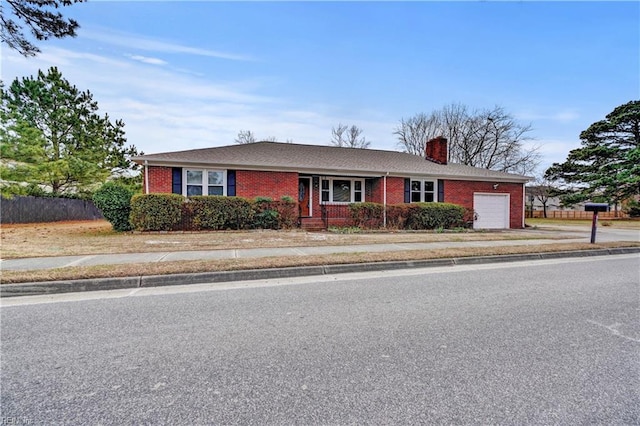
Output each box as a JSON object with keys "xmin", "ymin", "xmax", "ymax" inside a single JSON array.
[{"xmin": 473, "ymin": 193, "xmax": 510, "ymax": 229}]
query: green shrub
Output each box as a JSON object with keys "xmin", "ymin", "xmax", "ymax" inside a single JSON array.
[
  {"xmin": 187, "ymin": 196, "xmax": 225, "ymax": 230},
  {"xmin": 405, "ymin": 202, "xmax": 466, "ymax": 230},
  {"xmin": 348, "ymin": 202, "xmax": 384, "ymax": 229},
  {"xmin": 462, "ymin": 207, "xmax": 477, "ymax": 228},
  {"xmin": 188, "ymin": 196, "xmax": 254, "ymax": 230},
  {"xmin": 252, "ymin": 196, "xmax": 298, "ymax": 229},
  {"xmin": 92, "ymin": 182, "xmax": 134, "ymax": 231},
  {"xmin": 273, "ymin": 197, "xmax": 298, "ymax": 229},
  {"xmin": 223, "ymin": 197, "xmax": 254, "ymax": 229},
  {"xmin": 623, "ymin": 199, "xmax": 640, "ymax": 217},
  {"xmin": 252, "ymin": 197, "xmax": 279, "ymax": 229},
  {"xmin": 386, "ymin": 204, "xmax": 410, "ymax": 229},
  {"xmin": 253, "ymin": 208, "xmax": 280, "ymax": 229},
  {"xmin": 130, "ymin": 193, "xmax": 183, "ymax": 231}
]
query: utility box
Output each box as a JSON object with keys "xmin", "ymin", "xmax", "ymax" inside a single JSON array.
[{"xmin": 584, "ymin": 203, "xmax": 609, "ymax": 212}]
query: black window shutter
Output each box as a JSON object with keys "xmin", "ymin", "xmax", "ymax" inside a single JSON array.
[
  {"xmin": 227, "ymin": 170, "xmax": 236, "ymax": 196},
  {"xmin": 438, "ymin": 180, "xmax": 445, "ymax": 202},
  {"xmin": 172, "ymin": 168, "xmax": 182, "ymax": 194},
  {"xmin": 365, "ymin": 179, "xmax": 373, "ymax": 198},
  {"xmin": 404, "ymin": 178, "xmax": 410, "ymax": 203}
]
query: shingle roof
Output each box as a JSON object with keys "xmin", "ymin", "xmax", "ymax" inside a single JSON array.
[{"xmin": 133, "ymin": 141, "xmax": 530, "ymax": 182}]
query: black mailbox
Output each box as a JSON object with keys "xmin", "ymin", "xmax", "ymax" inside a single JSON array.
[
  {"xmin": 585, "ymin": 203, "xmax": 609, "ymax": 212},
  {"xmin": 584, "ymin": 203, "xmax": 609, "ymax": 243}
]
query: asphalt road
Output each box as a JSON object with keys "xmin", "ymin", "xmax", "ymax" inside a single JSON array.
[{"xmin": 2, "ymin": 255, "xmax": 639, "ymax": 425}]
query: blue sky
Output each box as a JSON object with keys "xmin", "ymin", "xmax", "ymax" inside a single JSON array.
[{"xmin": 2, "ymin": 1, "xmax": 638, "ymax": 175}]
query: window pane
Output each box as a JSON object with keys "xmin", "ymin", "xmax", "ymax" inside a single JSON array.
[
  {"xmin": 322, "ymin": 180, "xmax": 329, "ymax": 190},
  {"xmin": 208, "ymin": 186, "xmax": 223, "ymax": 196},
  {"xmin": 332, "ymin": 180, "xmax": 351, "ymax": 202},
  {"xmin": 322, "ymin": 191, "xmax": 329, "ymax": 202},
  {"xmin": 187, "ymin": 170, "xmax": 203, "ymax": 185},
  {"xmin": 208, "ymin": 171, "xmax": 223, "ymax": 185},
  {"xmin": 354, "ymin": 181, "xmax": 362, "ymax": 191},
  {"xmin": 354, "ymin": 192, "xmax": 362, "ymax": 202},
  {"xmin": 424, "ymin": 193, "xmax": 434, "ymax": 202},
  {"xmin": 411, "ymin": 181, "xmax": 421, "ymax": 191},
  {"xmin": 187, "ymin": 185, "xmax": 202, "ymax": 196},
  {"xmin": 411, "ymin": 192, "xmax": 421, "ymax": 202},
  {"xmin": 424, "ymin": 181, "xmax": 434, "ymax": 192}
]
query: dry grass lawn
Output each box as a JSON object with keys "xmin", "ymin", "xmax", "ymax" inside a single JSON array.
[
  {"xmin": 1, "ymin": 219, "xmax": 638, "ymax": 284},
  {"xmin": 1, "ymin": 219, "xmax": 572, "ymax": 259}
]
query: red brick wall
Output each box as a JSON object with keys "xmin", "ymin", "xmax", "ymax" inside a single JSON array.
[
  {"xmin": 236, "ymin": 170, "xmax": 298, "ymax": 200},
  {"xmin": 426, "ymin": 137, "xmax": 448, "ymax": 164},
  {"xmin": 146, "ymin": 166, "xmax": 173, "ymax": 193},
  {"xmin": 444, "ymin": 180, "xmax": 524, "ymax": 228},
  {"xmin": 144, "ymin": 166, "xmax": 524, "ymax": 227},
  {"xmin": 370, "ymin": 177, "xmax": 405, "ymax": 204},
  {"xmin": 310, "ymin": 178, "xmax": 321, "ymax": 219}
]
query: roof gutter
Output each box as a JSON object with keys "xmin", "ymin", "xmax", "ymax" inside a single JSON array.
[{"xmin": 134, "ymin": 159, "xmax": 531, "ymax": 183}]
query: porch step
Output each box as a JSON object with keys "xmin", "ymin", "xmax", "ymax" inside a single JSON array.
[{"xmin": 300, "ymin": 218, "xmax": 326, "ymax": 231}]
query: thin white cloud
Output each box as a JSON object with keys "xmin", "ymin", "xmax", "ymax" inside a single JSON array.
[
  {"xmin": 516, "ymin": 109, "xmax": 580, "ymax": 123},
  {"xmin": 1, "ymin": 45, "xmax": 399, "ymax": 156},
  {"xmin": 3, "ymin": 47, "xmax": 270, "ymax": 104},
  {"xmin": 127, "ymin": 54, "xmax": 167, "ymax": 66},
  {"xmin": 82, "ymin": 28, "xmax": 254, "ymax": 61}
]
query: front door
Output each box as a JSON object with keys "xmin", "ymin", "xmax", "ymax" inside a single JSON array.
[{"xmin": 298, "ymin": 178, "xmax": 311, "ymax": 217}]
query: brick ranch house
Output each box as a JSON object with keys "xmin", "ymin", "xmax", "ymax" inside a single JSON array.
[{"xmin": 132, "ymin": 137, "xmax": 530, "ymax": 229}]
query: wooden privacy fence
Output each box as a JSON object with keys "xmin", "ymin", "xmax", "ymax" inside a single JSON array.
[
  {"xmin": 526, "ymin": 210, "xmax": 629, "ymax": 219},
  {"xmin": 1, "ymin": 196, "xmax": 104, "ymax": 224}
]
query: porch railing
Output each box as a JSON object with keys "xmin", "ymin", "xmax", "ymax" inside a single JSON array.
[{"xmin": 320, "ymin": 204, "xmax": 352, "ymax": 229}]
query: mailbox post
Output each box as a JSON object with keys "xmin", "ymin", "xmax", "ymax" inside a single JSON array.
[{"xmin": 584, "ymin": 203, "xmax": 609, "ymax": 243}]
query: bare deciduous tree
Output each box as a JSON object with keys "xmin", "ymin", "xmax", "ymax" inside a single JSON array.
[
  {"xmin": 392, "ymin": 113, "xmax": 440, "ymax": 155},
  {"xmin": 330, "ymin": 123, "xmax": 370, "ymax": 148},
  {"xmin": 528, "ymin": 176, "xmax": 562, "ymax": 218},
  {"xmin": 234, "ymin": 130, "xmax": 256, "ymax": 144},
  {"xmin": 394, "ymin": 103, "xmax": 539, "ymax": 175},
  {"xmin": 235, "ymin": 131, "xmax": 286, "ymax": 144}
]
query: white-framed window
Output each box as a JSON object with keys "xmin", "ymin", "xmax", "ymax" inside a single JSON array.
[
  {"xmin": 184, "ymin": 169, "xmax": 226, "ymax": 196},
  {"xmin": 410, "ymin": 179, "xmax": 436, "ymax": 202},
  {"xmin": 320, "ymin": 178, "xmax": 364, "ymax": 203}
]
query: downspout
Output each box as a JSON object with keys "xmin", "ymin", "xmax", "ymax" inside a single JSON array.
[
  {"xmin": 144, "ymin": 160, "xmax": 149, "ymax": 194},
  {"xmin": 383, "ymin": 172, "xmax": 388, "ymax": 228},
  {"xmin": 521, "ymin": 182, "xmax": 526, "ymax": 228}
]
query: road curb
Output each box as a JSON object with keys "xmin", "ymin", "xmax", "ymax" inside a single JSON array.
[{"xmin": 2, "ymin": 247, "xmax": 639, "ymax": 298}]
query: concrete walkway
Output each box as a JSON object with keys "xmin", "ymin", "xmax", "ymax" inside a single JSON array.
[{"xmin": 2, "ymin": 225, "xmax": 638, "ymax": 272}]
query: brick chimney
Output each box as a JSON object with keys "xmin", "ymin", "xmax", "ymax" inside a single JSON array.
[{"xmin": 425, "ymin": 136, "xmax": 448, "ymax": 165}]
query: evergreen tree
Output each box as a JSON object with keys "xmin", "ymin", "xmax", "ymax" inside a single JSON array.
[
  {"xmin": 0, "ymin": 67, "xmax": 139, "ymax": 196},
  {"xmin": 1, "ymin": 0, "xmax": 84, "ymax": 57},
  {"xmin": 545, "ymin": 100, "xmax": 640, "ymax": 209}
]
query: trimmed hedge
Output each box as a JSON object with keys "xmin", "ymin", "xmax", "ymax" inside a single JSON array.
[
  {"xmin": 130, "ymin": 193, "xmax": 184, "ymax": 231},
  {"xmin": 128, "ymin": 195, "xmax": 467, "ymax": 232},
  {"xmin": 92, "ymin": 182, "xmax": 134, "ymax": 231},
  {"xmin": 188, "ymin": 196, "xmax": 254, "ymax": 230},
  {"xmin": 404, "ymin": 202, "xmax": 466, "ymax": 230},
  {"xmin": 386, "ymin": 204, "xmax": 411, "ymax": 229},
  {"xmin": 349, "ymin": 202, "xmax": 384, "ymax": 229},
  {"xmin": 129, "ymin": 194, "xmax": 298, "ymax": 231},
  {"xmin": 349, "ymin": 202, "xmax": 466, "ymax": 230}
]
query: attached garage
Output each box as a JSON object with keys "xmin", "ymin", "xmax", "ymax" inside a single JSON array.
[{"xmin": 473, "ymin": 193, "xmax": 510, "ymax": 229}]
